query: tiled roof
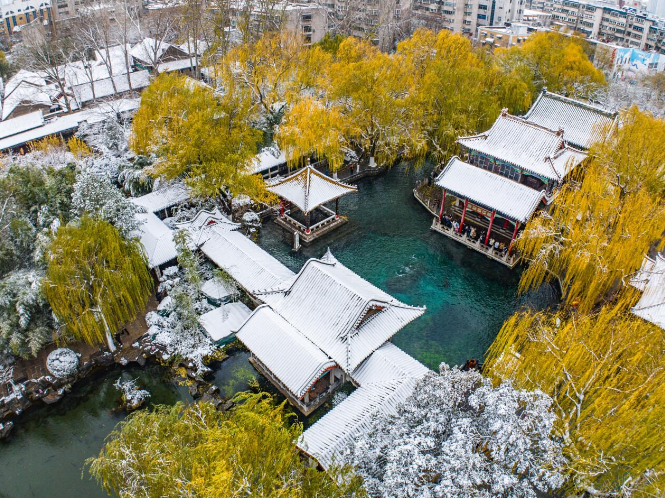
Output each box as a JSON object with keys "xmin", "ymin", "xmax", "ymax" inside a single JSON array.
[
  {"xmin": 131, "ymin": 183, "xmax": 190, "ymax": 213},
  {"xmin": 435, "ymin": 157, "xmax": 544, "ymax": 223},
  {"xmin": 172, "ymin": 208, "xmax": 239, "ymax": 247},
  {"xmin": 632, "ymin": 253, "xmax": 665, "ymax": 330},
  {"xmin": 524, "ymin": 91, "xmax": 616, "ymax": 150},
  {"xmin": 351, "ymin": 342, "xmax": 429, "ymax": 385},
  {"xmin": 297, "ymin": 374, "xmax": 427, "ymax": 469},
  {"xmin": 201, "ymin": 228, "xmax": 295, "ymax": 295},
  {"xmin": 250, "ymin": 147, "xmax": 286, "ymax": 175},
  {"xmin": 235, "ymin": 305, "xmax": 337, "ymax": 398},
  {"xmin": 199, "ymin": 302, "xmax": 251, "ymax": 342},
  {"xmin": 0, "ymin": 110, "xmax": 44, "ymax": 140},
  {"xmin": 457, "ymin": 112, "xmax": 587, "ymax": 181},
  {"xmin": 258, "ymin": 250, "xmax": 425, "ymax": 373},
  {"xmin": 134, "ymin": 211, "xmax": 177, "ymax": 268},
  {"xmin": 71, "ymin": 70, "xmax": 151, "ymax": 105},
  {"xmin": 267, "ymin": 165, "xmax": 357, "ymax": 213}
]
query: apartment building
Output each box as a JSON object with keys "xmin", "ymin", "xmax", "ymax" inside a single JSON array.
[
  {"xmin": 548, "ymin": 0, "xmax": 665, "ymax": 53},
  {"xmin": 411, "ymin": 0, "xmax": 523, "ymax": 38},
  {"xmin": 283, "ymin": 2, "xmax": 327, "ymax": 44},
  {"xmin": 0, "ymin": 0, "xmax": 51, "ymax": 41},
  {"xmin": 477, "ymin": 21, "xmax": 531, "ymax": 47}
]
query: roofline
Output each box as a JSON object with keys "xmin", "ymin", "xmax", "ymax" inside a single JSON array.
[
  {"xmin": 526, "ymin": 89, "xmax": 618, "ymax": 120},
  {"xmin": 435, "ymin": 156, "xmax": 544, "ymax": 223}
]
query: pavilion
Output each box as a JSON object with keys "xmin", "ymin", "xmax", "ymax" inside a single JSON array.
[
  {"xmin": 433, "ymin": 157, "xmax": 545, "ymax": 267},
  {"xmin": 233, "ymin": 249, "xmax": 425, "ymax": 415},
  {"xmin": 267, "ymin": 165, "xmax": 357, "ymax": 248},
  {"xmin": 429, "ymin": 106, "xmax": 589, "ymax": 268}
]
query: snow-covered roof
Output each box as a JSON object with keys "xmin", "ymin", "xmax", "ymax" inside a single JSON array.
[
  {"xmin": 258, "ymin": 250, "xmax": 425, "ymax": 373},
  {"xmin": 201, "ymin": 278, "xmax": 236, "ymax": 301},
  {"xmin": 4, "ymin": 69, "xmax": 46, "ymax": 96},
  {"xmin": 177, "ymin": 39, "xmax": 210, "ymax": 56},
  {"xmin": 130, "ymin": 38, "xmax": 185, "ymax": 65},
  {"xmin": 435, "ymin": 157, "xmax": 544, "ymax": 223},
  {"xmin": 172, "ymin": 208, "xmax": 239, "ymax": 247},
  {"xmin": 94, "ymin": 45, "xmax": 133, "ymax": 74},
  {"xmin": 201, "ymin": 228, "xmax": 295, "ymax": 295},
  {"xmin": 0, "ymin": 110, "xmax": 44, "ymax": 140},
  {"xmin": 235, "ymin": 305, "xmax": 337, "ymax": 398},
  {"xmin": 134, "ymin": 211, "xmax": 177, "ymax": 268},
  {"xmin": 630, "ymin": 254, "xmax": 656, "ymax": 292},
  {"xmin": 71, "ymin": 70, "xmax": 151, "ymax": 105},
  {"xmin": 0, "ymin": 98, "xmax": 141, "ymax": 151},
  {"xmin": 131, "ymin": 183, "xmax": 190, "ymax": 213},
  {"xmin": 524, "ymin": 91, "xmax": 616, "ymax": 150},
  {"xmin": 198, "ymin": 301, "xmax": 252, "ymax": 342},
  {"xmin": 457, "ymin": 112, "xmax": 587, "ymax": 181},
  {"xmin": 267, "ymin": 165, "xmax": 357, "ymax": 213},
  {"xmin": 250, "ymin": 147, "xmax": 287, "ymax": 175},
  {"xmin": 298, "ymin": 375, "xmax": 425, "ymax": 469},
  {"xmin": 351, "ymin": 342, "xmax": 429, "ymax": 385},
  {"xmin": 157, "ymin": 58, "xmax": 195, "ymax": 73},
  {"xmin": 2, "ymin": 78, "xmax": 52, "ymax": 121},
  {"xmin": 632, "ymin": 253, "xmax": 665, "ymax": 330}
]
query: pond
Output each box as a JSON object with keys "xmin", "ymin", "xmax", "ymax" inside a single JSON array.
[{"xmin": 0, "ymin": 163, "xmax": 557, "ymax": 497}]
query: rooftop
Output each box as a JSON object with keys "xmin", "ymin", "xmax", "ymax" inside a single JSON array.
[
  {"xmin": 199, "ymin": 302, "xmax": 252, "ymax": 343},
  {"xmin": 631, "ymin": 253, "xmax": 665, "ymax": 330},
  {"xmin": 257, "ymin": 250, "xmax": 425, "ymax": 373},
  {"xmin": 267, "ymin": 165, "xmax": 357, "ymax": 213},
  {"xmin": 435, "ymin": 157, "xmax": 544, "ymax": 223},
  {"xmin": 71, "ymin": 70, "xmax": 151, "ymax": 105},
  {"xmin": 131, "ymin": 183, "xmax": 190, "ymax": 213},
  {"xmin": 523, "ymin": 90, "xmax": 617, "ymax": 150},
  {"xmin": 457, "ymin": 111, "xmax": 587, "ymax": 181}
]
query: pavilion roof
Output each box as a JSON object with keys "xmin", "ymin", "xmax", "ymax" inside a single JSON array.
[
  {"xmin": 131, "ymin": 183, "xmax": 190, "ymax": 213},
  {"xmin": 257, "ymin": 250, "xmax": 425, "ymax": 373},
  {"xmin": 524, "ymin": 91, "xmax": 616, "ymax": 150},
  {"xmin": 457, "ymin": 112, "xmax": 587, "ymax": 182},
  {"xmin": 134, "ymin": 211, "xmax": 177, "ymax": 269},
  {"xmin": 632, "ymin": 253, "xmax": 665, "ymax": 330},
  {"xmin": 234, "ymin": 305, "xmax": 337, "ymax": 398},
  {"xmin": 200, "ymin": 227, "xmax": 295, "ymax": 295},
  {"xmin": 267, "ymin": 165, "xmax": 357, "ymax": 214},
  {"xmin": 435, "ymin": 157, "xmax": 544, "ymax": 223},
  {"xmin": 298, "ymin": 343, "xmax": 429, "ymax": 469}
]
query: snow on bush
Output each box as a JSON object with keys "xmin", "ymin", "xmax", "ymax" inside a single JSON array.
[
  {"xmin": 346, "ymin": 365, "xmax": 566, "ymax": 498},
  {"xmin": 241, "ymin": 211, "xmax": 261, "ymax": 227},
  {"xmin": 114, "ymin": 377, "xmax": 150, "ymax": 410},
  {"xmin": 46, "ymin": 348, "xmax": 79, "ymax": 378},
  {"xmin": 232, "ymin": 194, "xmax": 252, "ymax": 210}
]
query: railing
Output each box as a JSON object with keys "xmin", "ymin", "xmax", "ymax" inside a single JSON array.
[
  {"xmin": 431, "ymin": 219, "xmax": 520, "ymax": 268},
  {"xmin": 280, "ymin": 207, "xmax": 339, "ymax": 235}
]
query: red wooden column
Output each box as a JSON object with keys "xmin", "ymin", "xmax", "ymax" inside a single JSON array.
[
  {"xmin": 305, "ymin": 212, "xmax": 311, "ymax": 234},
  {"xmin": 458, "ymin": 198, "xmax": 468, "ymax": 233},
  {"xmin": 335, "ymin": 198, "xmax": 340, "ymax": 219},
  {"xmin": 438, "ymin": 189, "xmax": 447, "ymax": 221},
  {"xmin": 485, "ymin": 210, "xmax": 496, "ymax": 245},
  {"xmin": 280, "ymin": 199, "xmax": 285, "ymax": 217},
  {"xmin": 509, "ymin": 221, "xmax": 520, "ymax": 252}
]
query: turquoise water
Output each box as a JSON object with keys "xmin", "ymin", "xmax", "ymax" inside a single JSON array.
[
  {"xmin": 0, "ymin": 164, "xmax": 556, "ymax": 497},
  {"xmin": 254, "ymin": 163, "xmax": 556, "ymax": 368}
]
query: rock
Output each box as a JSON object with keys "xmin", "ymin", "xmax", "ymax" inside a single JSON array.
[
  {"xmin": 221, "ymin": 400, "xmax": 234, "ymax": 412},
  {"xmin": 0, "ymin": 421, "xmax": 14, "ymax": 439},
  {"xmin": 46, "ymin": 348, "xmax": 79, "ymax": 379},
  {"xmin": 188, "ymin": 384, "xmax": 199, "ymax": 397},
  {"xmin": 42, "ymin": 388, "xmax": 65, "ymax": 405}
]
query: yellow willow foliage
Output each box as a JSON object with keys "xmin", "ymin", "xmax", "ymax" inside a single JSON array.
[
  {"xmin": 67, "ymin": 136, "xmax": 92, "ymax": 159},
  {"xmin": 276, "ymin": 98, "xmax": 349, "ymax": 171},
  {"xmin": 43, "ymin": 216, "xmax": 153, "ymax": 346},
  {"xmin": 131, "ymin": 73, "xmax": 274, "ymax": 204},
  {"xmin": 88, "ymin": 394, "xmax": 365, "ymax": 498},
  {"xmin": 485, "ymin": 305, "xmax": 665, "ymax": 495},
  {"xmin": 28, "ymin": 135, "xmax": 65, "ymax": 155},
  {"xmin": 517, "ymin": 110, "xmax": 665, "ymax": 313},
  {"xmin": 497, "ymin": 32, "xmax": 606, "ymax": 98}
]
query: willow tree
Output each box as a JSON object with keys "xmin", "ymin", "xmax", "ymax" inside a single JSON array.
[
  {"xmin": 485, "ymin": 304, "xmax": 665, "ymax": 496},
  {"xmin": 496, "ymin": 32, "xmax": 606, "ymax": 100},
  {"xmin": 88, "ymin": 393, "xmax": 365, "ymax": 498},
  {"xmin": 131, "ymin": 73, "xmax": 273, "ymax": 205},
  {"xmin": 43, "ymin": 216, "xmax": 153, "ymax": 351},
  {"xmin": 516, "ymin": 107, "xmax": 665, "ymax": 313}
]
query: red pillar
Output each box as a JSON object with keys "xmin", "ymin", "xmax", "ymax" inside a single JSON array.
[
  {"xmin": 509, "ymin": 221, "xmax": 520, "ymax": 252},
  {"xmin": 335, "ymin": 198, "xmax": 339, "ymax": 220},
  {"xmin": 458, "ymin": 198, "xmax": 468, "ymax": 233},
  {"xmin": 305, "ymin": 212, "xmax": 311, "ymax": 234},
  {"xmin": 485, "ymin": 210, "xmax": 496, "ymax": 245},
  {"xmin": 438, "ymin": 189, "xmax": 447, "ymax": 221},
  {"xmin": 280, "ymin": 199, "xmax": 285, "ymax": 217}
]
